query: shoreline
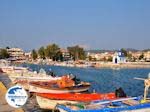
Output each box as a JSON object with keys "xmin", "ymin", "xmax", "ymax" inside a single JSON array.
[
  {"xmin": 94, "ymin": 62, "xmax": 150, "ymax": 69},
  {"xmin": 25, "ymin": 61, "xmax": 150, "ymax": 69}
]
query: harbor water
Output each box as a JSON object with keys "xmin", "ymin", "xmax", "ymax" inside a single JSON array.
[{"xmin": 22, "ymin": 64, "xmax": 150, "ymax": 97}]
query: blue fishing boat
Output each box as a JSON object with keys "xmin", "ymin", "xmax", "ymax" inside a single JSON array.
[{"xmin": 57, "ymin": 97, "xmax": 150, "ymax": 112}]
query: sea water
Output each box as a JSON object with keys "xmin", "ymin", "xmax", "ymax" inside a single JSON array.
[{"xmin": 22, "ymin": 64, "xmax": 150, "ymax": 97}]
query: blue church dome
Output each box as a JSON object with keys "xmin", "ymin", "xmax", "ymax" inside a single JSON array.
[{"xmin": 118, "ymin": 51, "xmax": 125, "ymax": 57}]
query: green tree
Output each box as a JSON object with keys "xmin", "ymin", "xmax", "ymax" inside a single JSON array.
[
  {"xmin": 6, "ymin": 46, "xmax": 10, "ymax": 49},
  {"xmin": 0, "ymin": 49, "xmax": 9, "ymax": 59},
  {"xmin": 127, "ymin": 53, "xmax": 132, "ymax": 59},
  {"xmin": 45, "ymin": 44, "xmax": 60, "ymax": 61},
  {"xmin": 67, "ymin": 45, "xmax": 86, "ymax": 61},
  {"xmin": 45, "ymin": 45, "xmax": 52, "ymax": 59},
  {"xmin": 55, "ymin": 51, "xmax": 63, "ymax": 61},
  {"xmin": 121, "ymin": 48, "xmax": 128, "ymax": 57},
  {"xmin": 127, "ymin": 53, "xmax": 132, "ymax": 61},
  {"xmin": 107, "ymin": 56, "xmax": 112, "ymax": 62},
  {"xmin": 38, "ymin": 46, "xmax": 45, "ymax": 59},
  {"xmin": 139, "ymin": 53, "xmax": 144, "ymax": 60},
  {"xmin": 31, "ymin": 49, "xmax": 38, "ymax": 60},
  {"xmin": 88, "ymin": 56, "xmax": 93, "ymax": 61}
]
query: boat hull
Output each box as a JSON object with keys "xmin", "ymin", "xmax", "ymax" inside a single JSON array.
[
  {"xmin": 36, "ymin": 95, "xmax": 78, "ymax": 109},
  {"xmin": 30, "ymin": 84, "xmax": 90, "ymax": 93},
  {"xmin": 57, "ymin": 97, "xmax": 150, "ymax": 112},
  {"xmin": 36, "ymin": 92, "xmax": 116, "ymax": 101}
]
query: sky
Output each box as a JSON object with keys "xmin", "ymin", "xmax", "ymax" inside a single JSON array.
[{"xmin": 0, "ymin": 0, "xmax": 150, "ymax": 51}]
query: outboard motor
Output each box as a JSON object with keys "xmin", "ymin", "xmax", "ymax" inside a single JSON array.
[
  {"xmin": 69, "ymin": 74, "xmax": 81, "ymax": 85},
  {"xmin": 115, "ymin": 87, "xmax": 127, "ymax": 98},
  {"xmin": 47, "ymin": 70, "xmax": 56, "ymax": 77}
]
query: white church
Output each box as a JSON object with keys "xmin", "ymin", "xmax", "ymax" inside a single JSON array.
[{"xmin": 113, "ymin": 51, "xmax": 126, "ymax": 64}]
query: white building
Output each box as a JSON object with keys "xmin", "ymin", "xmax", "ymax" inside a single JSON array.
[
  {"xmin": 60, "ymin": 49, "xmax": 72, "ymax": 61},
  {"xmin": 113, "ymin": 51, "xmax": 126, "ymax": 64},
  {"xmin": 144, "ymin": 51, "xmax": 150, "ymax": 61},
  {"xmin": 7, "ymin": 48, "xmax": 25, "ymax": 61}
]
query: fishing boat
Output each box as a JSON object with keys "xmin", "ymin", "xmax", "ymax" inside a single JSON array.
[
  {"xmin": 29, "ymin": 75, "xmax": 90, "ymax": 93},
  {"xmin": 12, "ymin": 69, "xmax": 61, "ymax": 89},
  {"xmin": 36, "ymin": 92, "xmax": 116, "ymax": 102},
  {"xmin": 15, "ymin": 75, "xmax": 61, "ymax": 90},
  {"xmin": 57, "ymin": 75, "xmax": 150, "ymax": 112},
  {"xmin": 57, "ymin": 97, "xmax": 150, "ymax": 112},
  {"xmin": 36, "ymin": 95, "xmax": 79, "ymax": 109},
  {"xmin": 0, "ymin": 66, "xmax": 29, "ymax": 74},
  {"xmin": 9, "ymin": 68, "xmax": 60, "ymax": 82},
  {"xmin": 29, "ymin": 81, "xmax": 90, "ymax": 93}
]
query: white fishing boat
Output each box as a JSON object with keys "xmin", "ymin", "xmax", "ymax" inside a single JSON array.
[
  {"xmin": 36, "ymin": 95, "xmax": 78, "ymax": 109},
  {"xmin": 11, "ymin": 68, "xmax": 61, "ymax": 90},
  {"xmin": 0, "ymin": 66, "xmax": 29, "ymax": 74},
  {"xmin": 9, "ymin": 68, "xmax": 59, "ymax": 82}
]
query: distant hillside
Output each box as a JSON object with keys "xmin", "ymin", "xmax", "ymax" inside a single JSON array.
[
  {"xmin": 86, "ymin": 50, "xmax": 114, "ymax": 53},
  {"xmin": 86, "ymin": 48, "xmax": 139, "ymax": 53},
  {"xmin": 125, "ymin": 48, "xmax": 139, "ymax": 52},
  {"xmin": 142, "ymin": 49, "xmax": 150, "ymax": 52}
]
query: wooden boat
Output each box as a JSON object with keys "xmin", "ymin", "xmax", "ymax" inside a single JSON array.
[
  {"xmin": 57, "ymin": 97, "xmax": 150, "ymax": 112},
  {"xmin": 56, "ymin": 74, "xmax": 150, "ymax": 112},
  {"xmin": 9, "ymin": 68, "xmax": 61, "ymax": 85},
  {"xmin": 36, "ymin": 95, "xmax": 79, "ymax": 109},
  {"xmin": 14, "ymin": 75, "xmax": 61, "ymax": 90},
  {"xmin": 29, "ymin": 75, "xmax": 90, "ymax": 93},
  {"xmin": 29, "ymin": 81, "xmax": 90, "ymax": 93},
  {"xmin": 36, "ymin": 92, "xmax": 116, "ymax": 102},
  {"xmin": 0, "ymin": 66, "xmax": 29, "ymax": 74}
]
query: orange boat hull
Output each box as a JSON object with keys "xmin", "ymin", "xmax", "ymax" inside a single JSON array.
[{"xmin": 37, "ymin": 92, "xmax": 116, "ymax": 102}]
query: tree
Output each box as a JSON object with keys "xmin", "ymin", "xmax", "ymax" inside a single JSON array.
[
  {"xmin": 121, "ymin": 48, "xmax": 128, "ymax": 57},
  {"xmin": 0, "ymin": 49, "xmax": 9, "ymax": 59},
  {"xmin": 67, "ymin": 45, "xmax": 86, "ymax": 61},
  {"xmin": 6, "ymin": 46, "xmax": 10, "ymax": 49},
  {"xmin": 127, "ymin": 53, "xmax": 132, "ymax": 61},
  {"xmin": 45, "ymin": 44, "xmax": 60, "ymax": 61},
  {"xmin": 139, "ymin": 53, "xmax": 144, "ymax": 60},
  {"xmin": 45, "ymin": 45, "xmax": 52, "ymax": 59},
  {"xmin": 107, "ymin": 56, "xmax": 112, "ymax": 62},
  {"xmin": 55, "ymin": 51, "xmax": 63, "ymax": 61},
  {"xmin": 38, "ymin": 46, "xmax": 45, "ymax": 59},
  {"xmin": 127, "ymin": 53, "xmax": 132, "ymax": 59},
  {"xmin": 88, "ymin": 56, "xmax": 93, "ymax": 61},
  {"xmin": 31, "ymin": 49, "xmax": 38, "ymax": 60}
]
